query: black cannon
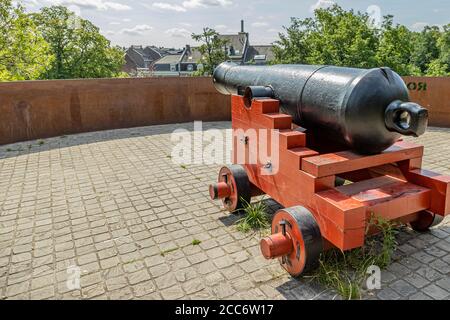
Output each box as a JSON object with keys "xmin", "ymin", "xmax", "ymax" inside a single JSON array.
[{"xmin": 213, "ymin": 62, "xmax": 428, "ymax": 154}]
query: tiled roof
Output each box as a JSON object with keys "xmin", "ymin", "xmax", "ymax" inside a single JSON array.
[
  {"xmin": 154, "ymin": 54, "xmax": 182, "ymax": 65},
  {"xmin": 218, "ymin": 33, "xmax": 248, "ymax": 57},
  {"xmin": 181, "ymin": 47, "xmax": 202, "ymax": 63},
  {"xmin": 245, "ymin": 45, "xmax": 275, "ymax": 63}
]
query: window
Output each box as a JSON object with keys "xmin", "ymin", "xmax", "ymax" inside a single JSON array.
[{"xmin": 187, "ymin": 64, "xmax": 194, "ymax": 72}]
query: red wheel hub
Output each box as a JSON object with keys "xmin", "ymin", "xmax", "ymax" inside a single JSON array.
[{"xmin": 260, "ymin": 206, "xmax": 323, "ymax": 277}]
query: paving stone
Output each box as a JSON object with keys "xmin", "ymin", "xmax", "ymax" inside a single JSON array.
[
  {"xmin": 0, "ymin": 123, "xmax": 449, "ymax": 300},
  {"xmin": 422, "ymin": 284, "xmax": 450, "ymax": 300},
  {"xmin": 109, "ymin": 287, "xmax": 133, "ymax": 300},
  {"xmin": 30, "ymin": 285, "xmax": 55, "ymax": 300},
  {"xmin": 182, "ymin": 278, "xmax": 205, "ymax": 294},
  {"xmin": 77, "ymin": 252, "xmax": 98, "ymax": 266},
  {"xmin": 81, "ymin": 283, "xmax": 106, "ymax": 299},
  {"xmin": 435, "ymin": 278, "xmax": 450, "ymax": 292},
  {"xmin": 6, "ymin": 281, "xmax": 30, "ymax": 297},
  {"xmin": 161, "ymin": 285, "xmax": 185, "ymax": 300},
  {"xmin": 377, "ymin": 288, "xmax": 401, "ymax": 300},
  {"xmin": 424, "ymin": 246, "xmax": 448, "ymax": 258},
  {"xmin": 213, "ymin": 282, "xmax": 236, "ymax": 299},
  {"xmin": 409, "ymin": 292, "xmax": 433, "ymax": 300},
  {"xmin": 31, "ymin": 274, "xmax": 55, "ymax": 290},
  {"xmin": 404, "ymin": 273, "xmax": 430, "ymax": 289},
  {"xmin": 213, "ymin": 255, "xmax": 234, "ymax": 269},
  {"xmin": 155, "ymin": 273, "xmax": 177, "ymax": 290},
  {"xmin": 389, "ymin": 280, "xmax": 417, "ymax": 297},
  {"xmin": 429, "ymin": 259, "xmax": 450, "ymax": 274},
  {"xmin": 127, "ymin": 269, "xmax": 151, "ymax": 285},
  {"xmin": 175, "ymin": 267, "xmax": 197, "ymax": 282},
  {"xmin": 187, "ymin": 252, "xmax": 208, "ymax": 265},
  {"xmin": 105, "ymin": 276, "xmax": 128, "ymax": 291},
  {"xmin": 415, "ymin": 266, "xmax": 444, "ymax": 282},
  {"xmin": 132, "ymin": 280, "xmax": 156, "ymax": 297}
]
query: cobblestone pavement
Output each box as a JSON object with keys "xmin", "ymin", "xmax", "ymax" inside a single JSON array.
[{"xmin": 0, "ymin": 122, "xmax": 449, "ymax": 300}]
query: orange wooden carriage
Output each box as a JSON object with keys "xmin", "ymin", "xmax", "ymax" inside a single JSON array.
[{"xmin": 209, "ymin": 95, "xmax": 450, "ymax": 277}]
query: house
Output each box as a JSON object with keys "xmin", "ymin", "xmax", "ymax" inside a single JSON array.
[
  {"xmin": 218, "ymin": 20, "xmax": 275, "ymax": 66},
  {"xmin": 180, "ymin": 45, "xmax": 202, "ymax": 73},
  {"xmin": 244, "ymin": 45, "xmax": 276, "ymax": 65},
  {"xmin": 153, "ymin": 45, "xmax": 202, "ymax": 76},
  {"xmin": 123, "ymin": 45, "xmax": 162, "ymax": 75},
  {"xmin": 218, "ymin": 21, "xmax": 249, "ymax": 64},
  {"xmin": 123, "ymin": 20, "xmax": 274, "ymax": 77}
]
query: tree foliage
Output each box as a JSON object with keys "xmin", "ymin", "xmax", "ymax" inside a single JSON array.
[
  {"xmin": 274, "ymin": 5, "xmax": 378, "ymax": 68},
  {"xmin": 273, "ymin": 4, "xmax": 450, "ymax": 76},
  {"xmin": 0, "ymin": 0, "xmax": 52, "ymax": 81},
  {"xmin": 191, "ymin": 27, "xmax": 229, "ymax": 75},
  {"xmin": 32, "ymin": 6, "xmax": 125, "ymax": 79},
  {"xmin": 376, "ymin": 15, "xmax": 415, "ymax": 75}
]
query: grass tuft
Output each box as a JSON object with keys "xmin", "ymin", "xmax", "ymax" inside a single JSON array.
[
  {"xmin": 236, "ymin": 198, "xmax": 270, "ymax": 233},
  {"xmin": 192, "ymin": 239, "xmax": 202, "ymax": 246},
  {"xmin": 311, "ymin": 214, "xmax": 398, "ymax": 300},
  {"xmin": 160, "ymin": 247, "xmax": 178, "ymax": 257}
]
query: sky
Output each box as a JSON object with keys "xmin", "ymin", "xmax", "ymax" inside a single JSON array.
[{"xmin": 18, "ymin": 0, "xmax": 450, "ymax": 48}]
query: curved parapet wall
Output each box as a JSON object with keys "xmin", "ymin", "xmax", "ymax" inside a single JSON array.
[
  {"xmin": 0, "ymin": 76, "xmax": 448, "ymax": 146},
  {"xmin": 0, "ymin": 77, "xmax": 230, "ymax": 146},
  {"xmin": 403, "ymin": 76, "xmax": 450, "ymax": 128}
]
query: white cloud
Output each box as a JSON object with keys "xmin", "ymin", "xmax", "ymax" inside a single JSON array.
[
  {"xmin": 16, "ymin": 0, "xmax": 39, "ymax": 6},
  {"xmin": 149, "ymin": 2, "xmax": 187, "ymax": 12},
  {"xmin": 214, "ymin": 24, "xmax": 227, "ymax": 30},
  {"xmin": 411, "ymin": 22, "xmax": 428, "ymax": 31},
  {"xmin": 310, "ymin": 0, "xmax": 335, "ymax": 12},
  {"xmin": 182, "ymin": 0, "xmax": 232, "ymax": 9},
  {"xmin": 120, "ymin": 24, "xmax": 153, "ymax": 35},
  {"xmin": 109, "ymin": 21, "xmax": 121, "ymax": 25},
  {"xmin": 179, "ymin": 22, "xmax": 192, "ymax": 27},
  {"xmin": 165, "ymin": 27, "xmax": 192, "ymax": 38},
  {"xmin": 251, "ymin": 22, "xmax": 269, "ymax": 28},
  {"xmin": 52, "ymin": 0, "xmax": 131, "ymax": 11},
  {"xmin": 268, "ymin": 28, "xmax": 280, "ymax": 33}
]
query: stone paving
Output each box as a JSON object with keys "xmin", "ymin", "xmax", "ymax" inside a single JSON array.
[{"xmin": 0, "ymin": 121, "xmax": 449, "ymax": 300}]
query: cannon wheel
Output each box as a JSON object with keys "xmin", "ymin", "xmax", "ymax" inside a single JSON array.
[
  {"xmin": 272, "ymin": 206, "xmax": 323, "ymax": 277},
  {"xmin": 216, "ymin": 165, "xmax": 251, "ymax": 213},
  {"xmin": 409, "ymin": 210, "xmax": 443, "ymax": 232}
]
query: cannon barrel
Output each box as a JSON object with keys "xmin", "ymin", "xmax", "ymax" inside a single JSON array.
[{"xmin": 213, "ymin": 62, "xmax": 428, "ymax": 154}]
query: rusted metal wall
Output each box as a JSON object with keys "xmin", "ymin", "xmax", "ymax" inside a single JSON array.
[
  {"xmin": 404, "ymin": 76, "xmax": 450, "ymax": 127},
  {"xmin": 0, "ymin": 77, "xmax": 231, "ymax": 145},
  {"xmin": 0, "ymin": 76, "xmax": 448, "ymax": 146}
]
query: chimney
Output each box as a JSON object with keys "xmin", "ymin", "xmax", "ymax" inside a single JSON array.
[
  {"xmin": 241, "ymin": 20, "xmax": 244, "ymax": 33},
  {"xmin": 185, "ymin": 44, "xmax": 191, "ymax": 52}
]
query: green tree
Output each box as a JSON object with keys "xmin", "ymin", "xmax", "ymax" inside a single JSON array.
[
  {"xmin": 192, "ymin": 27, "xmax": 229, "ymax": 75},
  {"xmin": 0, "ymin": 0, "xmax": 52, "ymax": 81},
  {"xmin": 410, "ymin": 26, "xmax": 441, "ymax": 75},
  {"xmin": 375, "ymin": 16, "xmax": 415, "ymax": 75},
  {"xmin": 273, "ymin": 5, "xmax": 379, "ymax": 68},
  {"xmin": 426, "ymin": 59, "xmax": 449, "ymax": 76},
  {"xmin": 433, "ymin": 23, "xmax": 450, "ymax": 75},
  {"xmin": 32, "ymin": 5, "xmax": 125, "ymax": 79}
]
